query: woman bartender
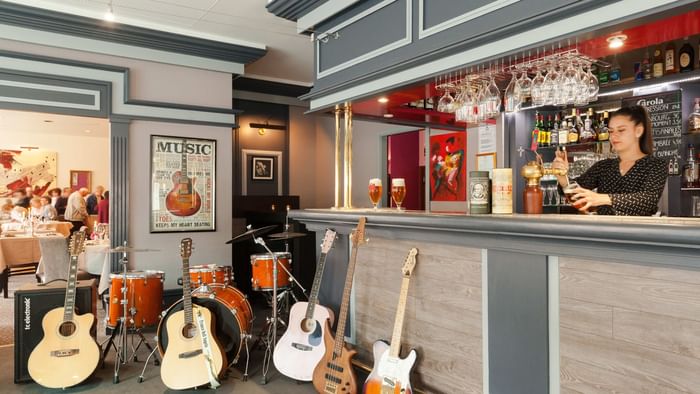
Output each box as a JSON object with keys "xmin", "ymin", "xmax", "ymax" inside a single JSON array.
[{"xmin": 552, "ymin": 105, "xmax": 667, "ymax": 216}]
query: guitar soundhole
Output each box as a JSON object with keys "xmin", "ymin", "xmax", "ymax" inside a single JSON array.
[
  {"xmin": 182, "ymin": 322, "xmax": 197, "ymax": 339},
  {"xmin": 300, "ymin": 318, "xmax": 315, "ymax": 333},
  {"xmin": 59, "ymin": 321, "xmax": 76, "ymax": 337}
]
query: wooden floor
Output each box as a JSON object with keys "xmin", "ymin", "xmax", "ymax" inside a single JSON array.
[{"xmin": 560, "ymin": 257, "xmax": 700, "ymax": 393}]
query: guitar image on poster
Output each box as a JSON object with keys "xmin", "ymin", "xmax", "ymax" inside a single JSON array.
[{"xmin": 165, "ymin": 139, "xmax": 202, "ymax": 217}]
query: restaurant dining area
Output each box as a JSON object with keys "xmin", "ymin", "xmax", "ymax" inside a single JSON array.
[{"xmin": 1, "ymin": 0, "xmax": 700, "ymax": 393}]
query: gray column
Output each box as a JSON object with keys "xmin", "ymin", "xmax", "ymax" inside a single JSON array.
[{"xmin": 109, "ymin": 119, "xmax": 129, "ymax": 271}]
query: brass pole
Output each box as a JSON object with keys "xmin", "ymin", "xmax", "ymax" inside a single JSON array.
[
  {"xmin": 343, "ymin": 102, "xmax": 353, "ymax": 209},
  {"xmin": 334, "ymin": 105, "xmax": 342, "ymax": 208}
]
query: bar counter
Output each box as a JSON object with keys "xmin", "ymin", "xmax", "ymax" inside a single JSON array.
[{"xmin": 290, "ymin": 209, "xmax": 700, "ymax": 394}]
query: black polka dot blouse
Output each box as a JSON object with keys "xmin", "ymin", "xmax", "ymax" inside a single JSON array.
[{"xmin": 574, "ymin": 155, "xmax": 668, "ymax": 216}]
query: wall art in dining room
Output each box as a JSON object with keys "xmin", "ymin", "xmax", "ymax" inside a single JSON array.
[
  {"xmin": 150, "ymin": 135, "xmax": 216, "ymax": 233},
  {"xmin": 0, "ymin": 149, "xmax": 57, "ymax": 197}
]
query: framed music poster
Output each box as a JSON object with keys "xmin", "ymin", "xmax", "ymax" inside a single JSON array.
[{"xmin": 149, "ymin": 135, "xmax": 216, "ymax": 233}]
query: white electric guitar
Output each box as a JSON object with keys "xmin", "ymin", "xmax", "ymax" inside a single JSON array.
[
  {"xmin": 364, "ymin": 248, "xmax": 419, "ymax": 394},
  {"xmin": 273, "ymin": 229, "xmax": 337, "ymax": 381}
]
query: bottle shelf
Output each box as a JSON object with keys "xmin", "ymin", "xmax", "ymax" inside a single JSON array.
[
  {"xmin": 536, "ymin": 141, "xmax": 606, "ymax": 150},
  {"xmin": 681, "ymin": 187, "xmax": 700, "ymax": 191}
]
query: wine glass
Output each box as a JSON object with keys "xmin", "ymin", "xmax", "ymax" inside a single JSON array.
[
  {"xmin": 574, "ymin": 62, "xmax": 590, "ymax": 106},
  {"xmin": 391, "ymin": 178, "xmax": 406, "ymax": 211},
  {"xmin": 437, "ymin": 88, "xmax": 454, "ymax": 113},
  {"xmin": 586, "ymin": 65, "xmax": 599, "ymax": 101},
  {"xmin": 562, "ymin": 60, "xmax": 579, "ymax": 105},
  {"xmin": 504, "ymin": 71, "xmax": 520, "ymax": 112},
  {"xmin": 485, "ymin": 75, "xmax": 501, "ymax": 118},
  {"xmin": 516, "ymin": 67, "xmax": 532, "ymax": 102},
  {"xmin": 530, "ymin": 66, "xmax": 546, "ymax": 106},
  {"xmin": 368, "ymin": 178, "xmax": 382, "ymax": 209}
]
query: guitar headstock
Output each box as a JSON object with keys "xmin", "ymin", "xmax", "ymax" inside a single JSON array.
[
  {"xmin": 320, "ymin": 229, "xmax": 337, "ymax": 254},
  {"xmin": 180, "ymin": 238, "xmax": 193, "ymax": 259},
  {"xmin": 401, "ymin": 248, "xmax": 418, "ymax": 278},
  {"xmin": 350, "ymin": 217, "xmax": 367, "ymax": 247},
  {"xmin": 68, "ymin": 230, "xmax": 87, "ymax": 257}
]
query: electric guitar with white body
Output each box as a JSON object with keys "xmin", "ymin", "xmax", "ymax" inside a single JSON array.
[
  {"xmin": 274, "ymin": 229, "xmax": 337, "ymax": 381},
  {"xmin": 363, "ymin": 248, "xmax": 419, "ymax": 394}
]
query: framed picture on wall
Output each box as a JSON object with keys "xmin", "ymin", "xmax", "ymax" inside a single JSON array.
[
  {"xmin": 149, "ymin": 135, "xmax": 216, "ymax": 233},
  {"xmin": 251, "ymin": 156, "xmax": 274, "ymax": 180},
  {"xmin": 70, "ymin": 170, "xmax": 91, "ymax": 192}
]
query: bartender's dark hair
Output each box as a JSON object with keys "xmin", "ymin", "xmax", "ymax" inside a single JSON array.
[{"xmin": 610, "ymin": 105, "xmax": 653, "ymax": 154}]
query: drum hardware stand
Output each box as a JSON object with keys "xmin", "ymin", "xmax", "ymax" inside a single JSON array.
[{"xmin": 137, "ymin": 334, "xmax": 161, "ymax": 384}]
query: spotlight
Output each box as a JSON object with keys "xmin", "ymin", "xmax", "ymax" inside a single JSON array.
[
  {"xmin": 606, "ymin": 34, "xmax": 627, "ymax": 49},
  {"xmin": 378, "ymin": 97, "xmax": 389, "ymax": 103},
  {"xmin": 104, "ymin": 1, "xmax": 115, "ymax": 22}
]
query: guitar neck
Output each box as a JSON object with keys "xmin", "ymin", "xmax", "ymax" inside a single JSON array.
[
  {"xmin": 333, "ymin": 245, "xmax": 360, "ymax": 357},
  {"xmin": 180, "ymin": 140, "xmax": 188, "ymax": 176},
  {"xmin": 62, "ymin": 255, "xmax": 80, "ymax": 322},
  {"xmin": 389, "ymin": 275, "xmax": 411, "ymax": 358},
  {"xmin": 181, "ymin": 257, "xmax": 193, "ymax": 324},
  {"xmin": 304, "ymin": 252, "xmax": 328, "ymax": 320}
]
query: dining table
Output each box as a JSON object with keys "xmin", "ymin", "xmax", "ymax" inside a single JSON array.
[
  {"xmin": 0, "ymin": 221, "xmax": 73, "ymax": 237},
  {"xmin": 0, "ymin": 232, "xmax": 65, "ymax": 298}
]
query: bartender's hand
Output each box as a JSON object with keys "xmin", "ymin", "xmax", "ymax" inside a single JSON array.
[
  {"xmin": 552, "ymin": 150, "xmax": 569, "ymax": 187},
  {"xmin": 571, "ymin": 187, "xmax": 612, "ymax": 212}
]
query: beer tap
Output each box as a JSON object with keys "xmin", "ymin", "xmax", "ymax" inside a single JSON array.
[{"xmin": 520, "ymin": 151, "xmax": 567, "ymax": 214}]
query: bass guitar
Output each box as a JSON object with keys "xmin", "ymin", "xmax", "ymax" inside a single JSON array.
[
  {"xmin": 274, "ymin": 229, "xmax": 337, "ymax": 381},
  {"xmin": 313, "ymin": 217, "xmax": 367, "ymax": 394},
  {"xmin": 28, "ymin": 229, "xmax": 100, "ymax": 389},
  {"xmin": 364, "ymin": 248, "xmax": 419, "ymax": 394},
  {"xmin": 165, "ymin": 139, "xmax": 202, "ymax": 217},
  {"xmin": 160, "ymin": 238, "xmax": 226, "ymax": 390}
]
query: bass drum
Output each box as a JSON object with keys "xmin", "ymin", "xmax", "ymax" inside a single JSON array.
[{"xmin": 157, "ymin": 284, "xmax": 253, "ymax": 366}]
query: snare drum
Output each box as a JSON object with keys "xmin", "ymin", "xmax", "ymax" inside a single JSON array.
[
  {"xmin": 108, "ymin": 270, "xmax": 164, "ymax": 328},
  {"xmin": 189, "ymin": 264, "xmax": 233, "ymax": 289},
  {"xmin": 157, "ymin": 284, "xmax": 253, "ymax": 365},
  {"xmin": 250, "ymin": 252, "xmax": 292, "ymax": 291}
]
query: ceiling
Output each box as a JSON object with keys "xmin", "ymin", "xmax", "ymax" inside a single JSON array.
[
  {"xmin": 0, "ymin": 109, "xmax": 109, "ymax": 138},
  {"xmin": 6, "ymin": 0, "xmax": 313, "ymax": 86}
]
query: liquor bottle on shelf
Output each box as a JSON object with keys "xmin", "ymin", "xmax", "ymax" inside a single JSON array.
[
  {"xmin": 689, "ymin": 98, "xmax": 700, "ymax": 134},
  {"xmin": 545, "ymin": 115, "xmax": 553, "ymax": 147},
  {"xmin": 531, "ymin": 112, "xmax": 540, "ymax": 151},
  {"xmin": 610, "ymin": 55, "xmax": 621, "ymax": 83},
  {"xmin": 557, "ymin": 113, "xmax": 568, "ymax": 147},
  {"xmin": 551, "ymin": 114, "xmax": 559, "ymax": 147},
  {"xmin": 537, "ymin": 113, "xmax": 545, "ymax": 148},
  {"xmin": 653, "ymin": 46, "xmax": 664, "ymax": 78},
  {"xmin": 665, "ymin": 41, "xmax": 677, "ymax": 74},
  {"xmin": 679, "ymin": 37, "xmax": 695, "ymax": 73},
  {"xmin": 590, "ymin": 109, "xmax": 599, "ymax": 142},
  {"xmin": 568, "ymin": 109, "xmax": 580, "ymax": 144},
  {"xmin": 682, "ymin": 144, "xmax": 699, "ymax": 188},
  {"xmin": 642, "ymin": 48, "xmax": 652, "ymax": 80}
]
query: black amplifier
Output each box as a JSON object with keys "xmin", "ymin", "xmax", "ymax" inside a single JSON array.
[{"xmin": 14, "ymin": 279, "xmax": 97, "ymax": 383}]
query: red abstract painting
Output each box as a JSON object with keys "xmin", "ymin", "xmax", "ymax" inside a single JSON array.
[
  {"xmin": 0, "ymin": 150, "xmax": 57, "ymax": 197},
  {"xmin": 429, "ymin": 132, "xmax": 466, "ymax": 202}
]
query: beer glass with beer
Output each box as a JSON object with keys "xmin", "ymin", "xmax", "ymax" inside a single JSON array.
[
  {"xmin": 368, "ymin": 178, "xmax": 382, "ymax": 209},
  {"xmin": 391, "ymin": 178, "xmax": 406, "ymax": 210},
  {"xmin": 563, "ymin": 182, "xmax": 592, "ymax": 213}
]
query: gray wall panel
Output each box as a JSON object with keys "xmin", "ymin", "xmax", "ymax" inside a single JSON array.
[
  {"xmin": 0, "ymin": 85, "xmax": 95, "ymax": 106},
  {"xmin": 488, "ymin": 250, "xmax": 549, "ymax": 394},
  {"xmin": 422, "ymin": 0, "xmax": 492, "ymax": 28}
]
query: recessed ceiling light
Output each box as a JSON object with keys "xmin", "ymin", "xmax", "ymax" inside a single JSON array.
[
  {"xmin": 606, "ymin": 34, "xmax": 627, "ymax": 49},
  {"xmin": 84, "ymin": 129, "xmax": 92, "ymax": 133},
  {"xmin": 104, "ymin": 1, "xmax": 115, "ymax": 22},
  {"xmin": 383, "ymin": 113, "xmax": 394, "ymax": 118},
  {"xmin": 378, "ymin": 97, "xmax": 389, "ymax": 103}
]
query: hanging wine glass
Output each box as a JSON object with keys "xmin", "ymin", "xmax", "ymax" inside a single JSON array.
[
  {"xmin": 542, "ymin": 59, "xmax": 559, "ymax": 106},
  {"xmin": 530, "ymin": 65, "xmax": 546, "ymax": 106},
  {"xmin": 574, "ymin": 62, "xmax": 590, "ymax": 106},
  {"xmin": 437, "ymin": 86, "xmax": 454, "ymax": 112},
  {"xmin": 562, "ymin": 60, "xmax": 579, "ymax": 105},
  {"xmin": 504, "ymin": 71, "xmax": 520, "ymax": 112},
  {"xmin": 586, "ymin": 64, "xmax": 599, "ymax": 102},
  {"xmin": 454, "ymin": 82, "xmax": 468, "ymax": 122},
  {"xmin": 516, "ymin": 65, "xmax": 532, "ymax": 103},
  {"xmin": 485, "ymin": 75, "xmax": 501, "ymax": 118}
]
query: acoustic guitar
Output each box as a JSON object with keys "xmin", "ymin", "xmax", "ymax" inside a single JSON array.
[
  {"xmin": 165, "ymin": 139, "xmax": 202, "ymax": 217},
  {"xmin": 274, "ymin": 229, "xmax": 337, "ymax": 381},
  {"xmin": 28, "ymin": 229, "xmax": 100, "ymax": 389},
  {"xmin": 313, "ymin": 217, "xmax": 367, "ymax": 394},
  {"xmin": 160, "ymin": 238, "xmax": 226, "ymax": 390},
  {"xmin": 364, "ymin": 248, "xmax": 419, "ymax": 394}
]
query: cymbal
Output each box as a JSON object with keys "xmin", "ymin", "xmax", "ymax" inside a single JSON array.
[
  {"xmin": 226, "ymin": 225, "xmax": 277, "ymax": 244},
  {"xmin": 267, "ymin": 231, "xmax": 306, "ymax": 241},
  {"xmin": 105, "ymin": 246, "xmax": 161, "ymax": 253}
]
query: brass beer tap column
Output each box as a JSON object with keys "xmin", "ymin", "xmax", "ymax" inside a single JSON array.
[
  {"xmin": 334, "ymin": 105, "xmax": 342, "ymax": 208},
  {"xmin": 520, "ymin": 153, "xmax": 567, "ymax": 214},
  {"xmin": 343, "ymin": 102, "xmax": 353, "ymax": 209}
]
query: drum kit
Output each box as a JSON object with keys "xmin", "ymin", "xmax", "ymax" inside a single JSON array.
[{"xmin": 98, "ymin": 222, "xmax": 307, "ymax": 386}]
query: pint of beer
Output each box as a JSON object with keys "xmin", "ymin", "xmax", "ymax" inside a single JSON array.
[
  {"xmin": 368, "ymin": 178, "xmax": 383, "ymax": 209},
  {"xmin": 391, "ymin": 178, "xmax": 406, "ymax": 210}
]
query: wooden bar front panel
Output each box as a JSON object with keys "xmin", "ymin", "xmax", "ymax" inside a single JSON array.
[
  {"xmin": 354, "ymin": 237, "xmax": 482, "ymax": 394},
  {"xmin": 559, "ymin": 257, "xmax": 700, "ymax": 393}
]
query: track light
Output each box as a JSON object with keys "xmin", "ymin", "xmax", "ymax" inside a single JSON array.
[{"xmin": 104, "ymin": 1, "xmax": 115, "ymax": 22}]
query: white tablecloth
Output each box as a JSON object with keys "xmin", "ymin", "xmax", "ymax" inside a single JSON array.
[{"xmin": 78, "ymin": 240, "xmax": 111, "ymax": 294}]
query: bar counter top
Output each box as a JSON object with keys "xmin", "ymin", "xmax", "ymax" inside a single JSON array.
[{"xmin": 290, "ymin": 208, "xmax": 700, "ymax": 268}]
